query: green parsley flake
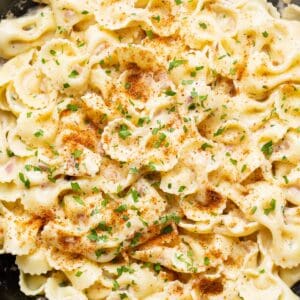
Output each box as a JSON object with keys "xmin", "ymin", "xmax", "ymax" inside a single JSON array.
[
  {"xmin": 71, "ymin": 182, "xmax": 81, "ymax": 192},
  {"xmin": 283, "ymin": 175, "xmax": 289, "ymax": 184},
  {"xmin": 168, "ymin": 59, "xmax": 186, "ymax": 71},
  {"xmin": 264, "ymin": 199, "xmax": 276, "ymax": 215},
  {"xmin": 178, "ymin": 186, "xmax": 186, "ymax": 192},
  {"xmin": 72, "ymin": 149, "xmax": 83, "ymax": 159},
  {"xmin": 73, "ymin": 195, "xmax": 84, "ymax": 206},
  {"xmin": 154, "ymin": 132, "xmax": 167, "ymax": 148},
  {"xmin": 161, "ymin": 224, "xmax": 173, "ymax": 234},
  {"xmin": 19, "ymin": 172, "xmax": 30, "ymax": 189},
  {"xmin": 145, "ymin": 30, "xmax": 154, "ymax": 39},
  {"xmin": 164, "ymin": 89, "xmax": 176, "ymax": 96},
  {"xmin": 67, "ymin": 104, "xmax": 79, "ymax": 111},
  {"xmin": 199, "ymin": 22, "xmax": 207, "ymax": 29},
  {"xmin": 75, "ymin": 271, "xmax": 83, "ymax": 277},
  {"xmin": 201, "ymin": 143, "xmax": 213, "ymax": 150},
  {"xmin": 213, "ymin": 127, "xmax": 225, "ymax": 137},
  {"xmin": 130, "ymin": 232, "xmax": 142, "ymax": 246},
  {"xmin": 6, "ymin": 149, "xmax": 15, "ymax": 157},
  {"xmin": 124, "ymin": 82, "xmax": 131, "ymax": 89},
  {"xmin": 114, "ymin": 204, "xmax": 127, "ymax": 213},
  {"xmin": 153, "ymin": 263, "xmax": 161, "ymax": 272},
  {"xmin": 130, "ymin": 189, "xmax": 140, "ymax": 202},
  {"xmin": 69, "ymin": 70, "xmax": 79, "ymax": 78},
  {"xmin": 204, "ymin": 256, "xmax": 210, "ymax": 266},
  {"xmin": 34, "ymin": 129, "xmax": 44, "ymax": 137},
  {"xmin": 152, "ymin": 15, "xmax": 160, "ymax": 22},
  {"xmin": 261, "ymin": 140, "xmax": 273, "ymax": 158},
  {"xmin": 97, "ymin": 221, "xmax": 112, "ymax": 233},
  {"xmin": 250, "ymin": 206, "xmax": 257, "ymax": 215},
  {"xmin": 119, "ymin": 124, "xmax": 132, "ymax": 140}
]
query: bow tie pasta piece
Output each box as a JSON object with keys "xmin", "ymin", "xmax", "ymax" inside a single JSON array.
[
  {"xmin": 19, "ymin": 272, "xmax": 48, "ymax": 297},
  {"xmin": 16, "ymin": 248, "xmax": 52, "ymax": 275},
  {"xmin": 0, "ymin": 7, "xmax": 55, "ymax": 59},
  {"xmin": 1, "ymin": 0, "xmax": 300, "ymax": 298},
  {"xmin": 49, "ymin": 0, "xmax": 93, "ymax": 31},
  {"xmin": 38, "ymin": 39, "xmax": 90, "ymax": 94},
  {"xmin": 45, "ymin": 272, "xmax": 88, "ymax": 300}
]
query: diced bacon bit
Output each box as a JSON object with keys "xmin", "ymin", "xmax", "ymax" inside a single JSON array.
[
  {"xmin": 5, "ymin": 162, "xmax": 14, "ymax": 174},
  {"xmin": 64, "ymin": 10, "xmax": 76, "ymax": 18}
]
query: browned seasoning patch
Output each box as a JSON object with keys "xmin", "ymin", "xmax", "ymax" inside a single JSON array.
[
  {"xmin": 195, "ymin": 189, "xmax": 224, "ymax": 211},
  {"xmin": 63, "ymin": 128, "xmax": 98, "ymax": 151},
  {"xmin": 125, "ymin": 72, "xmax": 151, "ymax": 102},
  {"xmin": 197, "ymin": 277, "xmax": 224, "ymax": 295},
  {"xmin": 137, "ymin": 225, "xmax": 180, "ymax": 250}
]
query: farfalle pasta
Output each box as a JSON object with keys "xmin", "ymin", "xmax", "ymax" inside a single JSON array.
[{"xmin": 0, "ymin": 0, "xmax": 299, "ymax": 299}]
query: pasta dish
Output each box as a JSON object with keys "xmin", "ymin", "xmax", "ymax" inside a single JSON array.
[{"xmin": 0, "ymin": 0, "xmax": 300, "ymax": 299}]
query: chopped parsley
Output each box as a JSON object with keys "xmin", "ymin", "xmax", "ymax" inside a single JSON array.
[
  {"xmin": 112, "ymin": 280, "xmax": 120, "ymax": 291},
  {"xmin": 175, "ymin": 0, "xmax": 182, "ymax": 4},
  {"xmin": 117, "ymin": 265, "xmax": 134, "ymax": 277},
  {"xmin": 124, "ymin": 82, "xmax": 131, "ymax": 90},
  {"xmin": 178, "ymin": 186, "xmax": 186, "ymax": 192},
  {"xmin": 153, "ymin": 263, "xmax": 161, "ymax": 273},
  {"xmin": 241, "ymin": 164, "xmax": 247, "ymax": 173},
  {"xmin": 130, "ymin": 232, "xmax": 142, "ymax": 246},
  {"xmin": 6, "ymin": 148, "xmax": 15, "ymax": 157},
  {"xmin": 152, "ymin": 15, "xmax": 160, "ymax": 22},
  {"xmin": 19, "ymin": 172, "xmax": 30, "ymax": 189},
  {"xmin": 71, "ymin": 182, "xmax": 81, "ymax": 192},
  {"xmin": 114, "ymin": 204, "xmax": 127, "ymax": 213},
  {"xmin": 145, "ymin": 30, "xmax": 154, "ymax": 39},
  {"xmin": 213, "ymin": 127, "xmax": 225, "ymax": 137},
  {"xmin": 264, "ymin": 199, "xmax": 276, "ymax": 215},
  {"xmin": 161, "ymin": 224, "xmax": 173, "ymax": 234},
  {"xmin": 154, "ymin": 132, "xmax": 167, "ymax": 148},
  {"xmin": 69, "ymin": 70, "xmax": 79, "ymax": 78},
  {"xmin": 72, "ymin": 149, "xmax": 82, "ymax": 159},
  {"xmin": 87, "ymin": 229, "xmax": 99, "ymax": 242},
  {"xmin": 118, "ymin": 124, "xmax": 132, "ymax": 140},
  {"xmin": 199, "ymin": 22, "xmax": 207, "ymax": 29},
  {"xmin": 230, "ymin": 158, "xmax": 237, "ymax": 166},
  {"xmin": 75, "ymin": 271, "xmax": 83, "ymax": 277},
  {"xmin": 261, "ymin": 140, "xmax": 273, "ymax": 158},
  {"xmin": 129, "ymin": 167, "xmax": 138, "ymax": 174},
  {"xmin": 250, "ymin": 206, "xmax": 257, "ymax": 215},
  {"xmin": 164, "ymin": 89, "xmax": 176, "ymax": 96},
  {"xmin": 204, "ymin": 256, "xmax": 210, "ymax": 266},
  {"xmin": 34, "ymin": 129, "xmax": 44, "ymax": 137},
  {"xmin": 168, "ymin": 59, "xmax": 186, "ymax": 71},
  {"xmin": 283, "ymin": 175, "xmax": 289, "ymax": 184},
  {"xmin": 201, "ymin": 143, "xmax": 212, "ymax": 150},
  {"xmin": 63, "ymin": 82, "xmax": 70, "ymax": 88},
  {"xmin": 95, "ymin": 249, "xmax": 106, "ymax": 257},
  {"xmin": 81, "ymin": 10, "xmax": 89, "ymax": 14},
  {"xmin": 73, "ymin": 195, "xmax": 84, "ymax": 206},
  {"xmin": 148, "ymin": 161, "xmax": 156, "ymax": 171},
  {"xmin": 262, "ymin": 31, "xmax": 269, "ymax": 38},
  {"xmin": 130, "ymin": 188, "xmax": 140, "ymax": 202},
  {"xmin": 97, "ymin": 221, "xmax": 112, "ymax": 233},
  {"xmin": 66, "ymin": 103, "xmax": 79, "ymax": 111}
]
